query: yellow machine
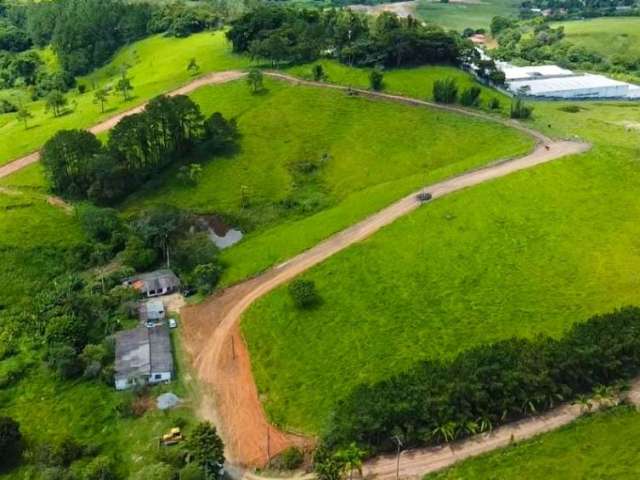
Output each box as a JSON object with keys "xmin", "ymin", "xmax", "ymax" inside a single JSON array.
[{"xmin": 160, "ymin": 427, "xmax": 183, "ymax": 446}]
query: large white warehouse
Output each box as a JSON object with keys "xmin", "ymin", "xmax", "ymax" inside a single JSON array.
[{"xmin": 498, "ymin": 63, "xmax": 640, "ymax": 100}]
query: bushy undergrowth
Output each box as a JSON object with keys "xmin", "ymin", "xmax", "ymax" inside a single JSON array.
[{"xmin": 325, "ymin": 307, "xmax": 640, "ymax": 453}]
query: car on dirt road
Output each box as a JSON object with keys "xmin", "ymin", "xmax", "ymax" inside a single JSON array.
[{"xmin": 416, "ymin": 191, "xmax": 432, "ymax": 203}]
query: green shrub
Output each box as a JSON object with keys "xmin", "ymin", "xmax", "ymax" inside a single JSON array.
[
  {"xmin": 369, "ymin": 68, "xmax": 384, "ymax": 91},
  {"xmin": 179, "ymin": 463, "xmax": 205, "ymax": 480},
  {"xmin": 325, "ymin": 307, "xmax": 640, "ymax": 454},
  {"xmin": 459, "ymin": 86, "xmax": 481, "ymax": 107},
  {"xmin": 488, "ymin": 97, "xmax": 501, "ymax": 110},
  {"xmin": 288, "ymin": 279, "xmax": 320, "ymax": 309},
  {"xmin": 274, "ymin": 446, "xmax": 304, "ymax": 470},
  {"xmin": 312, "ymin": 64, "xmax": 325, "ymax": 81},
  {"xmin": 0, "ymin": 416, "xmax": 23, "ymax": 468},
  {"xmin": 433, "ymin": 78, "xmax": 458, "ymax": 104},
  {"xmin": 559, "ymin": 105, "xmax": 582, "ymax": 113},
  {"xmin": 510, "ymin": 98, "xmax": 533, "ymax": 119}
]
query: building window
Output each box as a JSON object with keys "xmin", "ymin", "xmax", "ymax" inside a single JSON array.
[{"xmin": 154, "ymin": 374, "xmax": 162, "ymax": 380}]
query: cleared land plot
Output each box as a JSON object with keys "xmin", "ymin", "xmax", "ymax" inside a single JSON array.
[
  {"xmin": 0, "ymin": 31, "xmax": 249, "ymax": 165},
  {"xmin": 428, "ymin": 406, "xmax": 640, "ymax": 479},
  {"xmin": 558, "ymin": 17, "xmax": 640, "ymax": 60},
  {"xmin": 242, "ymin": 101, "xmax": 640, "ymax": 433},
  {"xmin": 124, "ymin": 77, "xmax": 532, "ymax": 284},
  {"xmin": 415, "ymin": 0, "xmax": 521, "ymax": 31}
]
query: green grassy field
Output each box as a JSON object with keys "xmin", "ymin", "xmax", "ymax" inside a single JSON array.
[
  {"xmin": 241, "ymin": 100, "xmax": 640, "ymax": 433},
  {"xmin": 416, "ymin": 0, "xmax": 520, "ymax": 31},
  {"xmin": 558, "ymin": 17, "xmax": 640, "ymax": 60},
  {"xmin": 121, "ymin": 77, "xmax": 531, "ymax": 284},
  {"xmin": 286, "ymin": 60, "xmax": 510, "ymax": 111},
  {"xmin": 0, "ymin": 30, "xmax": 249, "ymax": 166},
  {"xmin": 428, "ymin": 406, "xmax": 640, "ymax": 479}
]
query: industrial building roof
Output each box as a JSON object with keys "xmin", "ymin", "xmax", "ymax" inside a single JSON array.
[
  {"xmin": 509, "ymin": 74, "xmax": 630, "ymax": 96},
  {"xmin": 501, "ymin": 64, "xmax": 574, "ymax": 81}
]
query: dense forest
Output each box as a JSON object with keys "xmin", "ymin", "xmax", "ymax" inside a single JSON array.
[
  {"xmin": 0, "ymin": 0, "xmax": 226, "ymax": 101},
  {"xmin": 227, "ymin": 5, "xmax": 469, "ymax": 67}
]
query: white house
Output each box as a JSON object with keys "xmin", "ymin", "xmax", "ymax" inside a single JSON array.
[
  {"xmin": 140, "ymin": 298, "xmax": 165, "ymax": 325},
  {"xmin": 114, "ymin": 324, "xmax": 174, "ymax": 390}
]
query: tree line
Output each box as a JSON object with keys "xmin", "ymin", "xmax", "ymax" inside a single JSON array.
[
  {"xmin": 323, "ymin": 307, "xmax": 640, "ymax": 454},
  {"xmin": 227, "ymin": 6, "xmax": 469, "ymax": 68},
  {"xmin": 41, "ymin": 94, "xmax": 239, "ymax": 205}
]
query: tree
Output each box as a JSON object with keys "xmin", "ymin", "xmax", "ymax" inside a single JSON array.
[
  {"xmin": 45, "ymin": 90, "xmax": 67, "ymax": 117},
  {"xmin": 178, "ymin": 164, "xmax": 203, "ymax": 186},
  {"xmin": 93, "ymin": 87, "xmax": 110, "ymax": 113},
  {"xmin": 187, "ymin": 57, "xmax": 200, "ymax": 75},
  {"xmin": 185, "ymin": 422, "xmax": 225, "ymax": 478},
  {"xmin": 41, "ymin": 129, "xmax": 104, "ymax": 199},
  {"xmin": 122, "ymin": 236, "xmax": 158, "ymax": 271},
  {"xmin": 0, "ymin": 416, "xmax": 23, "ymax": 469},
  {"xmin": 116, "ymin": 76, "xmax": 133, "ymax": 101},
  {"xmin": 312, "ymin": 64, "xmax": 325, "ymax": 81},
  {"xmin": 433, "ymin": 78, "xmax": 458, "ymax": 104},
  {"xmin": 47, "ymin": 344, "xmax": 83, "ymax": 379},
  {"xmin": 77, "ymin": 204, "xmax": 122, "ymax": 244},
  {"xmin": 16, "ymin": 105, "xmax": 33, "ymax": 129},
  {"xmin": 313, "ymin": 446, "xmax": 344, "ymax": 480},
  {"xmin": 192, "ymin": 263, "xmax": 223, "ymax": 295},
  {"xmin": 288, "ymin": 279, "xmax": 320, "ymax": 309},
  {"xmin": 369, "ymin": 67, "xmax": 384, "ymax": 91},
  {"xmin": 204, "ymin": 112, "xmax": 240, "ymax": 152},
  {"xmin": 179, "ymin": 463, "xmax": 205, "ymax": 480},
  {"xmin": 246, "ymin": 68, "xmax": 264, "ymax": 94},
  {"xmin": 488, "ymin": 97, "xmax": 501, "ymax": 110},
  {"xmin": 335, "ymin": 444, "xmax": 365, "ymax": 480},
  {"xmin": 510, "ymin": 97, "xmax": 533, "ymax": 119}
]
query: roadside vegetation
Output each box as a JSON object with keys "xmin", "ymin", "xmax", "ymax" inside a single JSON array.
[{"xmin": 428, "ymin": 406, "xmax": 640, "ymax": 479}]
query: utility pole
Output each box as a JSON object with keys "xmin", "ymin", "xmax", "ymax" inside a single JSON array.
[
  {"xmin": 266, "ymin": 427, "xmax": 271, "ymax": 466},
  {"xmin": 392, "ymin": 435, "xmax": 403, "ymax": 480},
  {"xmin": 231, "ymin": 336, "xmax": 236, "ymax": 360}
]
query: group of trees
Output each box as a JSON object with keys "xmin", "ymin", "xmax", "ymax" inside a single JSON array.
[
  {"xmin": 41, "ymin": 94, "xmax": 239, "ymax": 204},
  {"xmin": 490, "ymin": 15, "xmax": 640, "ymax": 79},
  {"xmin": 324, "ymin": 307, "xmax": 640, "ymax": 454},
  {"xmin": 0, "ymin": 0, "xmax": 225, "ymax": 97},
  {"xmin": 433, "ymin": 77, "xmax": 501, "ymax": 110},
  {"xmin": 227, "ymin": 6, "xmax": 468, "ymax": 68}
]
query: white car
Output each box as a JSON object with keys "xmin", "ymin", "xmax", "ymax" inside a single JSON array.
[{"xmin": 168, "ymin": 318, "xmax": 177, "ymax": 329}]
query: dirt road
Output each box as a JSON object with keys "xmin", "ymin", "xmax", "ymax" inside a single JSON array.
[{"xmin": 182, "ymin": 137, "xmax": 589, "ymax": 468}]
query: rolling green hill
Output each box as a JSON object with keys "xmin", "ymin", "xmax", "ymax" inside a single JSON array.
[{"xmin": 558, "ymin": 17, "xmax": 640, "ymax": 59}]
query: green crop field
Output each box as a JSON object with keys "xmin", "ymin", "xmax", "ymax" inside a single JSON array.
[
  {"xmin": 558, "ymin": 17, "xmax": 640, "ymax": 60},
  {"xmin": 416, "ymin": 0, "xmax": 520, "ymax": 31},
  {"xmin": 428, "ymin": 406, "xmax": 640, "ymax": 479},
  {"xmin": 121, "ymin": 76, "xmax": 531, "ymax": 284},
  {"xmin": 241, "ymin": 100, "xmax": 640, "ymax": 433},
  {"xmin": 0, "ymin": 30, "xmax": 249, "ymax": 166}
]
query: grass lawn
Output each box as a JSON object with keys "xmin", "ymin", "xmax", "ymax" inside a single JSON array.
[
  {"xmin": 0, "ymin": 30, "xmax": 249, "ymax": 166},
  {"xmin": 123, "ymin": 77, "xmax": 532, "ymax": 284},
  {"xmin": 428, "ymin": 406, "xmax": 640, "ymax": 479},
  {"xmin": 557, "ymin": 17, "xmax": 640, "ymax": 60},
  {"xmin": 241, "ymin": 100, "xmax": 640, "ymax": 433},
  {"xmin": 415, "ymin": 0, "xmax": 521, "ymax": 31},
  {"xmin": 286, "ymin": 60, "xmax": 511, "ymax": 113}
]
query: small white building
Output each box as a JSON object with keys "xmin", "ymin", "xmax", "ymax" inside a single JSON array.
[
  {"xmin": 140, "ymin": 299, "xmax": 165, "ymax": 324},
  {"xmin": 123, "ymin": 269, "xmax": 180, "ymax": 298}
]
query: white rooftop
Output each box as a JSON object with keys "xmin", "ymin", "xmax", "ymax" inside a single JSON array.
[
  {"xmin": 501, "ymin": 65, "xmax": 575, "ymax": 81},
  {"xmin": 509, "ymin": 73, "xmax": 630, "ymax": 97}
]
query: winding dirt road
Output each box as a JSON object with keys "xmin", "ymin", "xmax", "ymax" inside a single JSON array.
[{"xmin": 0, "ymin": 68, "xmax": 592, "ymax": 476}]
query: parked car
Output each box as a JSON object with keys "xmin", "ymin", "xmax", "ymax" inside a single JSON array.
[
  {"xmin": 416, "ymin": 191, "xmax": 432, "ymax": 203},
  {"xmin": 168, "ymin": 318, "xmax": 177, "ymax": 329}
]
